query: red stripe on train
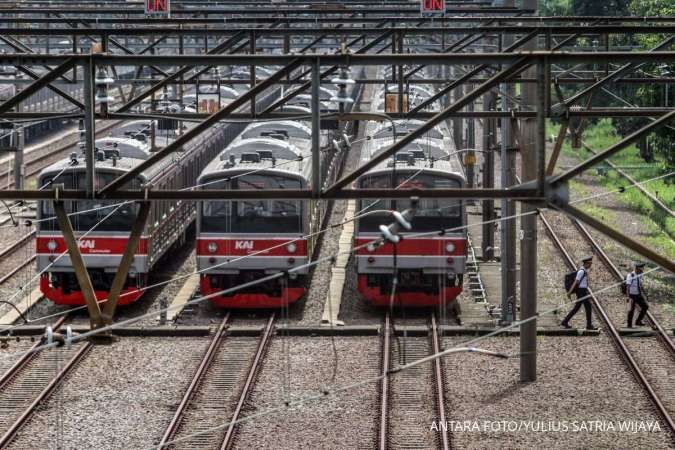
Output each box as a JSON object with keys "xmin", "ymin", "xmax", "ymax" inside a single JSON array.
[
  {"xmin": 196, "ymin": 238, "xmax": 308, "ymax": 256},
  {"xmin": 36, "ymin": 236, "xmax": 148, "ymax": 254},
  {"xmin": 354, "ymin": 237, "xmax": 466, "ymax": 255}
]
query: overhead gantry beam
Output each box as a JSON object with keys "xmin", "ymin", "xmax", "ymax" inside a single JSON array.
[
  {"xmin": 324, "ymin": 56, "xmax": 531, "ymax": 197},
  {"xmin": 98, "ymin": 58, "xmax": 305, "ymax": 196},
  {"xmin": 0, "ymin": 58, "xmax": 75, "ymax": 115}
]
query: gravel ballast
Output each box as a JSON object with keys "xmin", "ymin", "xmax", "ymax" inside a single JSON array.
[
  {"xmin": 233, "ymin": 336, "xmax": 380, "ymax": 449},
  {"xmin": 7, "ymin": 337, "xmax": 209, "ymax": 450},
  {"xmin": 442, "ymin": 335, "xmax": 672, "ymax": 449}
]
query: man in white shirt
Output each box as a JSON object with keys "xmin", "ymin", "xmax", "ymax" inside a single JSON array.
[
  {"xmin": 626, "ymin": 262, "xmax": 648, "ymax": 328},
  {"xmin": 561, "ymin": 256, "xmax": 597, "ymax": 330}
]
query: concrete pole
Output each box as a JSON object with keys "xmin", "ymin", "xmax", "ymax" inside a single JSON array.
[{"xmin": 519, "ymin": 0, "xmax": 539, "ymax": 383}]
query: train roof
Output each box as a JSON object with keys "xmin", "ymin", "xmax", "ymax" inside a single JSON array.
[{"xmin": 240, "ymin": 121, "xmax": 311, "ymax": 140}]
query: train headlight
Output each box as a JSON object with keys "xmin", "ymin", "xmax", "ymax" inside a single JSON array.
[
  {"xmin": 47, "ymin": 240, "xmax": 57, "ymax": 252},
  {"xmin": 286, "ymin": 243, "xmax": 297, "ymax": 254},
  {"xmin": 207, "ymin": 242, "xmax": 218, "ymax": 253},
  {"xmin": 445, "ymin": 243, "xmax": 455, "ymax": 253},
  {"xmin": 367, "ymin": 243, "xmax": 376, "ymax": 252}
]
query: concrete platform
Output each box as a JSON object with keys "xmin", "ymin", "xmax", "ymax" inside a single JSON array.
[{"xmin": 0, "ymin": 287, "xmax": 42, "ymax": 326}]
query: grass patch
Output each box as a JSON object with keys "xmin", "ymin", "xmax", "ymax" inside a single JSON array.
[{"xmin": 547, "ymin": 119, "xmax": 675, "ymax": 257}]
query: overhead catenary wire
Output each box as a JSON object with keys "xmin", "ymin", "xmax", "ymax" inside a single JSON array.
[{"xmin": 146, "ymin": 268, "xmax": 659, "ymax": 450}]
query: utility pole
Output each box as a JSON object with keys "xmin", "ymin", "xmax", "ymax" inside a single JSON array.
[
  {"xmin": 519, "ymin": 0, "xmax": 540, "ymax": 383},
  {"xmin": 13, "ymin": 71, "xmax": 23, "ymax": 190},
  {"xmin": 500, "ymin": 5, "xmax": 517, "ymax": 326},
  {"xmin": 481, "ymin": 91, "xmax": 496, "ymax": 260}
]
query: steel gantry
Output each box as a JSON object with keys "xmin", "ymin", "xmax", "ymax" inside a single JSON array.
[{"xmin": 0, "ymin": 7, "xmax": 672, "ymax": 373}]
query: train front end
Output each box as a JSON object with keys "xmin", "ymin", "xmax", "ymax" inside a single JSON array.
[
  {"xmin": 197, "ymin": 135, "xmax": 311, "ymax": 308},
  {"xmin": 355, "ymin": 166, "xmax": 467, "ymax": 307},
  {"xmin": 36, "ymin": 156, "xmax": 149, "ymax": 306}
]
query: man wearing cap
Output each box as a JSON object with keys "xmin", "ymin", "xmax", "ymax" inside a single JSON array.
[
  {"xmin": 561, "ymin": 256, "xmax": 597, "ymax": 330},
  {"xmin": 625, "ymin": 262, "xmax": 648, "ymax": 328}
]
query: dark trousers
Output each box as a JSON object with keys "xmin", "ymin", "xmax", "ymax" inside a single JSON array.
[
  {"xmin": 627, "ymin": 294, "xmax": 648, "ymax": 326},
  {"xmin": 563, "ymin": 288, "xmax": 593, "ymax": 327}
]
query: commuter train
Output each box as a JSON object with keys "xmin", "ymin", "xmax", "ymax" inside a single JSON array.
[
  {"xmin": 353, "ymin": 88, "xmax": 468, "ymax": 307},
  {"xmin": 35, "ymin": 117, "xmax": 247, "ymax": 306},
  {"xmin": 195, "ymin": 120, "xmax": 333, "ymax": 307}
]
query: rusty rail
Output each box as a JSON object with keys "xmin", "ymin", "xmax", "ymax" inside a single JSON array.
[
  {"xmin": 570, "ymin": 219, "xmax": 675, "ymax": 358},
  {"xmin": 0, "ymin": 335, "xmax": 92, "ymax": 448},
  {"xmin": 539, "ymin": 211, "xmax": 675, "ymax": 435},
  {"xmin": 220, "ymin": 313, "xmax": 276, "ymax": 449},
  {"xmin": 378, "ymin": 312, "xmax": 391, "ymax": 450},
  {"xmin": 430, "ymin": 313, "xmax": 450, "ymax": 450},
  {"xmin": 158, "ymin": 312, "xmax": 232, "ymax": 448}
]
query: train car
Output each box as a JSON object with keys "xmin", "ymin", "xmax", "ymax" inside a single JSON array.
[
  {"xmin": 195, "ymin": 120, "xmax": 328, "ymax": 308},
  {"xmin": 35, "ymin": 117, "xmax": 245, "ymax": 306},
  {"xmin": 354, "ymin": 89, "xmax": 468, "ymax": 307}
]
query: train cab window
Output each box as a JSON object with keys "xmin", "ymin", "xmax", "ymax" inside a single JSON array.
[
  {"xmin": 356, "ymin": 173, "xmax": 463, "ymax": 233},
  {"xmin": 39, "ymin": 172, "xmax": 141, "ymax": 232},
  {"xmin": 201, "ymin": 174, "xmax": 303, "ymax": 234}
]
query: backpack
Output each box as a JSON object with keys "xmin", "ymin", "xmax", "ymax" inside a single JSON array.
[
  {"xmin": 620, "ymin": 273, "xmax": 629, "ymax": 295},
  {"xmin": 564, "ymin": 269, "xmax": 586, "ymax": 292}
]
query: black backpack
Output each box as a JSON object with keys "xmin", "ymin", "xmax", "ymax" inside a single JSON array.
[
  {"xmin": 564, "ymin": 269, "xmax": 585, "ymax": 292},
  {"xmin": 620, "ymin": 273, "xmax": 629, "ymax": 295}
]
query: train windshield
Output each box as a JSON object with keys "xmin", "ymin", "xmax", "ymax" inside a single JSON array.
[
  {"xmin": 39, "ymin": 172, "xmax": 141, "ymax": 232},
  {"xmin": 357, "ymin": 173, "xmax": 463, "ymax": 233},
  {"xmin": 201, "ymin": 174, "xmax": 303, "ymax": 233}
]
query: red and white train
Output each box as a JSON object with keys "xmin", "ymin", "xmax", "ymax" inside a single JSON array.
[
  {"xmin": 36, "ymin": 119, "xmax": 244, "ymax": 305},
  {"xmin": 195, "ymin": 120, "xmax": 330, "ymax": 307},
  {"xmin": 354, "ymin": 87, "xmax": 468, "ymax": 307}
]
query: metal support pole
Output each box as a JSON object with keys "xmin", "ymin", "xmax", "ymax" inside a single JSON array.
[
  {"xmin": 53, "ymin": 200, "xmax": 103, "ymax": 330},
  {"xmin": 519, "ymin": 0, "xmax": 539, "ymax": 383},
  {"xmin": 481, "ymin": 92, "xmax": 495, "ymax": 260},
  {"xmin": 466, "ymin": 83, "xmax": 475, "ymax": 189},
  {"xmin": 311, "ymin": 60, "xmax": 321, "ymax": 197},
  {"xmin": 82, "ymin": 58, "xmax": 96, "ymax": 197},
  {"xmin": 13, "ymin": 127, "xmax": 23, "ymax": 190},
  {"xmin": 397, "ymin": 31, "xmax": 404, "ymax": 114},
  {"xmin": 250, "ymin": 30, "xmax": 256, "ymax": 117},
  {"xmin": 500, "ymin": 16, "xmax": 516, "ymax": 326},
  {"xmin": 101, "ymin": 201, "xmax": 150, "ymax": 324}
]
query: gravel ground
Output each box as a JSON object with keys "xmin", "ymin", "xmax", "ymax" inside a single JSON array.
[
  {"xmin": 7, "ymin": 337, "xmax": 209, "ymax": 450},
  {"xmin": 556, "ymin": 152, "xmax": 674, "ymax": 330},
  {"xmin": 233, "ymin": 337, "xmax": 380, "ymax": 449},
  {"xmin": 442, "ymin": 335, "xmax": 673, "ymax": 449}
]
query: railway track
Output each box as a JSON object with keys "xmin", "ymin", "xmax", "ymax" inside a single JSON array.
[
  {"xmin": 158, "ymin": 313, "xmax": 276, "ymax": 449},
  {"xmin": 540, "ymin": 210, "xmax": 675, "ymax": 436},
  {"xmin": 379, "ymin": 312, "xmax": 450, "ymax": 450},
  {"xmin": 0, "ymin": 316, "xmax": 91, "ymax": 448},
  {"xmin": 0, "ymin": 120, "xmax": 122, "ymax": 189}
]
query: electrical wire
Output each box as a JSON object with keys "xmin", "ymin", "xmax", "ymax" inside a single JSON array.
[{"xmin": 147, "ymin": 268, "xmax": 661, "ymax": 450}]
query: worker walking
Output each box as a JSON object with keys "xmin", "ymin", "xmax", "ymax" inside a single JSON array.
[
  {"xmin": 626, "ymin": 262, "xmax": 648, "ymax": 328},
  {"xmin": 561, "ymin": 256, "xmax": 597, "ymax": 330}
]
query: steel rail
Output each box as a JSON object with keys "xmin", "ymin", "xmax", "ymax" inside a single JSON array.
[
  {"xmin": 430, "ymin": 313, "xmax": 450, "ymax": 450},
  {"xmin": 0, "ymin": 338, "xmax": 92, "ymax": 448},
  {"xmin": 378, "ymin": 312, "xmax": 391, "ymax": 450},
  {"xmin": 0, "ymin": 230, "xmax": 35, "ymax": 261},
  {"xmin": 539, "ymin": 211, "xmax": 675, "ymax": 436},
  {"xmin": 220, "ymin": 313, "xmax": 276, "ymax": 450},
  {"xmin": 570, "ymin": 219, "xmax": 675, "ymax": 358},
  {"xmin": 0, "ymin": 255, "xmax": 36, "ymax": 285},
  {"xmin": 158, "ymin": 313, "xmax": 232, "ymax": 448},
  {"xmin": 0, "ymin": 316, "xmax": 66, "ymax": 383},
  {"xmin": 581, "ymin": 142, "xmax": 674, "ymax": 218},
  {"xmin": 0, "ymin": 121, "xmax": 122, "ymax": 189}
]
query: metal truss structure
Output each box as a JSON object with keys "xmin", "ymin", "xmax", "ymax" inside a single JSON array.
[{"xmin": 0, "ymin": 3, "xmax": 672, "ymax": 351}]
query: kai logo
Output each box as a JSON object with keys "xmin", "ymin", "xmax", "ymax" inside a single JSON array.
[
  {"xmin": 234, "ymin": 240, "xmax": 254, "ymax": 250},
  {"xmin": 78, "ymin": 239, "xmax": 96, "ymax": 249}
]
